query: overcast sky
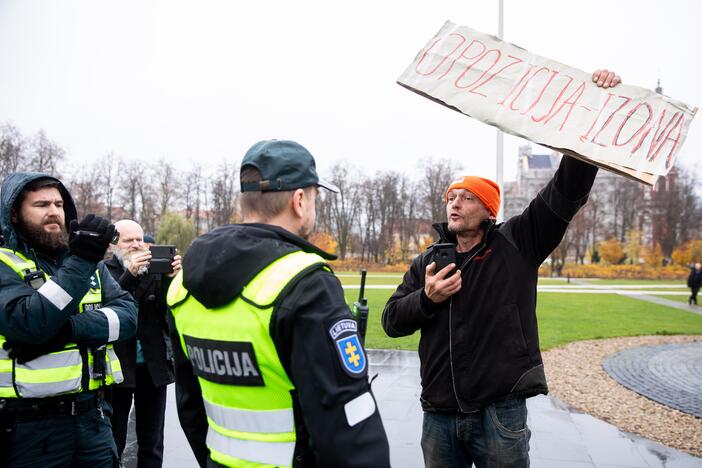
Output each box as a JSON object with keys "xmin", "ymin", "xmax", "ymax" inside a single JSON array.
[{"xmin": 0, "ymin": 0, "xmax": 700, "ymax": 183}]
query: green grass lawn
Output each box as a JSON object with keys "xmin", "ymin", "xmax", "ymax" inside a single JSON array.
[
  {"xmin": 535, "ymin": 293, "xmax": 702, "ymax": 349},
  {"xmin": 538, "ymin": 278, "xmax": 572, "ymax": 284},
  {"xmin": 339, "ymin": 274, "xmax": 702, "ymax": 351},
  {"xmin": 572, "ymin": 278, "xmax": 686, "ymax": 286}
]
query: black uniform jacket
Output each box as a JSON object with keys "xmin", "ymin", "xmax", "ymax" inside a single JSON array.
[
  {"xmin": 0, "ymin": 173, "xmax": 136, "ymax": 355},
  {"xmin": 382, "ymin": 156, "xmax": 598, "ymax": 413},
  {"xmin": 104, "ymin": 256, "xmax": 175, "ymax": 388},
  {"xmin": 169, "ymin": 223, "xmax": 390, "ymax": 468}
]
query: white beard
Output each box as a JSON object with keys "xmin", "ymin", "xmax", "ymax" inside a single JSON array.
[{"xmin": 114, "ymin": 248, "xmax": 149, "ymax": 276}]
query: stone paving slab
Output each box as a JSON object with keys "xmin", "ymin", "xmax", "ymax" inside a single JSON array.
[{"xmin": 604, "ymin": 342, "xmax": 702, "ymax": 418}]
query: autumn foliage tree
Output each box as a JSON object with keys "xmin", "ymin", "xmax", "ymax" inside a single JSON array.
[
  {"xmin": 308, "ymin": 231, "xmax": 338, "ymax": 255},
  {"xmin": 599, "ymin": 238, "xmax": 625, "ymax": 264}
]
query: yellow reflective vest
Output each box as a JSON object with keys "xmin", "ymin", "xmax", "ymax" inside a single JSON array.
[
  {"xmin": 0, "ymin": 248, "xmax": 123, "ymax": 398},
  {"xmin": 168, "ymin": 250, "xmax": 327, "ymax": 468}
]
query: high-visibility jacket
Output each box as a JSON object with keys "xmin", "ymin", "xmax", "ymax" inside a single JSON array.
[
  {"xmin": 0, "ymin": 248, "xmax": 123, "ymax": 398},
  {"xmin": 168, "ymin": 250, "xmax": 327, "ymax": 468}
]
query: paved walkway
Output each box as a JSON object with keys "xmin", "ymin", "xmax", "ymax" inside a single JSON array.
[
  {"xmin": 604, "ymin": 342, "xmax": 702, "ymax": 418},
  {"xmin": 618, "ymin": 293, "xmax": 702, "ymax": 316},
  {"xmin": 123, "ymin": 349, "xmax": 702, "ymax": 467}
]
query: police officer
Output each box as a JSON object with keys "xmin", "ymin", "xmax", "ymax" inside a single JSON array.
[
  {"xmin": 167, "ymin": 140, "xmax": 390, "ymax": 468},
  {"xmin": 0, "ymin": 173, "xmax": 138, "ymax": 467}
]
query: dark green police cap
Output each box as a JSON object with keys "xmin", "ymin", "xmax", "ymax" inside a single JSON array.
[{"xmin": 240, "ymin": 140, "xmax": 339, "ymax": 193}]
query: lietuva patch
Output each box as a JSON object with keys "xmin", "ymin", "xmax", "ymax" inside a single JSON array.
[
  {"xmin": 183, "ymin": 335, "xmax": 264, "ymax": 386},
  {"xmin": 328, "ymin": 319, "xmax": 366, "ymax": 377}
]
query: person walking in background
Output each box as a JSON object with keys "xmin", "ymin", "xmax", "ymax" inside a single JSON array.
[
  {"xmin": 105, "ymin": 219, "xmax": 181, "ymax": 467},
  {"xmin": 687, "ymin": 262, "xmax": 702, "ymax": 305}
]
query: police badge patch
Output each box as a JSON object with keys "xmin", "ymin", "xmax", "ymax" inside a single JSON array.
[{"xmin": 329, "ymin": 319, "xmax": 366, "ymax": 377}]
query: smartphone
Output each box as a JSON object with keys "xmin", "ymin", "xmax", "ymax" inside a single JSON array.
[
  {"xmin": 148, "ymin": 245, "xmax": 176, "ymax": 274},
  {"xmin": 432, "ymin": 243, "xmax": 457, "ymax": 274}
]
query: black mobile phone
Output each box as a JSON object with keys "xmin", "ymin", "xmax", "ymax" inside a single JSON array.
[
  {"xmin": 149, "ymin": 245, "xmax": 176, "ymax": 274},
  {"xmin": 432, "ymin": 243, "xmax": 457, "ymax": 273}
]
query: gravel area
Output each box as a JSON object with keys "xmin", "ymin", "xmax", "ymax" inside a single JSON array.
[{"xmin": 542, "ymin": 335, "xmax": 702, "ymax": 457}]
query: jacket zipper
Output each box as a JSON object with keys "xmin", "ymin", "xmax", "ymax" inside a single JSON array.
[{"xmin": 448, "ymin": 240, "xmax": 487, "ymax": 414}]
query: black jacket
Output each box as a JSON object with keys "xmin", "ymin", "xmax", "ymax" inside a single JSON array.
[
  {"xmin": 688, "ymin": 269, "xmax": 702, "ymax": 289},
  {"xmin": 170, "ymin": 223, "xmax": 390, "ymax": 468},
  {"xmin": 382, "ymin": 156, "xmax": 598, "ymax": 413},
  {"xmin": 104, "ymin": 256, "xmax": 175, "ymax": 388},
  {"xmin": 0, "ymin": 172, "xmax": 136, "ymax": 355}
]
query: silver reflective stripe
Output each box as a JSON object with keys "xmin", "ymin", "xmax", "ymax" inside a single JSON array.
[
  {"xmin": 207, "ymin": 428, "xmax": 295, "ymax": 467},
  {"xmin": 0, "ymin": 250, "xmax": 28, "ymax": 264},
  {"xmin": 99, "ymin": 308, "xmax": 120, "ymax": 342},
  {"xmin": 19, "ymin": 349, "xmax": 81, "ymax": 371},
  {"xmin": 344, "ymin": 391, "xmax": 376, "ymax": 427},
  {"xmin": 203, "ymin": 398, "xmax": 294, "ymax": 434},
  {"xmin": 17, "ymin": 377, "xmax": 82, "ymax": 398},
  {"xmin": 0, "ymin": 372, "xmax": 12, "ymax": 387},
  {"xmin": 106, "ymin": 348, "xmax": 123, "ymax": 383},
  {"xmin": 38, "ymin": 279, "xmax": 73, "ymax": 310}
]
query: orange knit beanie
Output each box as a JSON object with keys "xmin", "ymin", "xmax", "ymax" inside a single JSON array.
[{"xmin": 445, "ymin": 176, "xmax": 501, "ymax": 217}]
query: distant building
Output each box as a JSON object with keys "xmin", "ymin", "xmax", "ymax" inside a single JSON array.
[{"xmin": 503, "ymin": 145, "xmax": 561, "ymax": 221}]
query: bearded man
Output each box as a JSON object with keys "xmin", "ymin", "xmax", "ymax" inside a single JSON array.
[
  {"xmin": 0, "ymin": 173, "xmax": 137, "ymax": 466},
  {"xmin": 104, "ymin": 219, "xmax": 181, "ymax": 468}
]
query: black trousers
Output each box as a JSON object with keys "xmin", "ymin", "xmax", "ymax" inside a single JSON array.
[
  {"xmin": 110, "ymin": 366, "xmax": 167, "ymax": 468},
  {"xmin": 691, "ymin": 287, "xmax": 700, "ymax": 305}
]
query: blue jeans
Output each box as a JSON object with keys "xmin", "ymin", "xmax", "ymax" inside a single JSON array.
[{"xmin": 421, "ymin": 398, "xmax": 531, "ymax": 468}]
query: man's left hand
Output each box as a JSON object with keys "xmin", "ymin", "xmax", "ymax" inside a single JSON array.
[
  {"xmin": 168, "ymin": 254, "xmax": 182, "ymax": 278},
  {"xmin": 592, "ymin": 69, "xmax": 621, "ymax": 88}
]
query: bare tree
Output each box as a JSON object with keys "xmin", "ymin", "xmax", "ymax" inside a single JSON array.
[
  {"xmin": 569, "ymin": 209, "xmax": 590, "ymax": 264},
  {"xmin": 69, "ymin": 162, "xmax": 103, "ymax": 219},
  {"xmin": 0, "ymin": 123, "xmax": 26, "ymax": 178},
  {"xmin": 327, "ymin": 163, "xmax": 362, "ymax": 260},
  {"xmin": 97, "ymin": 153, "xmax": 120, "ymax": 220},
  {"xmin": 585, "ymin": 189, "xmax": 604, "ymax": 261},
  {"xmin": 396, "ymin": 177, "xmax": 421, "ymax": 263},
  {"xmin": 360, "ymin": 178, "xmax": 379, "ymax": 262},
  {"xmin": 652, "ymin": 167, "xmax": 701, "ymax": 260},
  {"xmin": 139, "ymin": 168, "xmax": 158, "ymax": 235},
  {"xmin": 183, "ymin": 165, "xmax": 205, "ymax": 233},
  {"xmin": 609, "ymin": 178, "xmax": 643, "ymax": 242},
  {"xmin": 210, "ymin": 161, "xmax": 237, "ymax": 227},
  {"xmin": 155, "ymin": 159, "xmax": 179, "ymax": 216},
  {"xmin": 28, "ymin": 130, "xmax": 65, "ymax": 176},
  {"xmin": 420, "ymin": 157, "xmax": 462, "ymax": 226},
  {"xmin": 119, "ymin": 160, "xmax": 143, "ymax": 220}
]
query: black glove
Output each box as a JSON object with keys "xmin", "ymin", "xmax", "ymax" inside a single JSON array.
[
  {"xmin": 68, "ymin": 214, "xmax": 116, "ymax": 263},
  {"xmin": 2, "ymin": 321, "xmax": 73, "ymax": 364}
]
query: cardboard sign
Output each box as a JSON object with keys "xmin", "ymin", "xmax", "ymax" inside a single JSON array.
[{"xmin": 397, "ymin": 21, "xmax": 698, "ymax": 185}]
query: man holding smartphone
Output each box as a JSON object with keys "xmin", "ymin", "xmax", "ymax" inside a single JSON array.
[
  {"xmin": 382, "ymin": 70, "xmax": 622, "ymax": 467},
  {"xmin": 104, "ymin": 219, "xmax": 181, "ymax": 467}
]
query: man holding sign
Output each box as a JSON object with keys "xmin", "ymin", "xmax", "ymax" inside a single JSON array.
[{"xmin": 383, "ymin": 71, "xmax": 620, "ymax": 467}]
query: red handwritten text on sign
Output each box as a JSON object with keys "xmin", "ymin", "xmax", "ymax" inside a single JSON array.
[{"xmin": 397, "ymin": 22, "xmax": 697, "ymax": 182}]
